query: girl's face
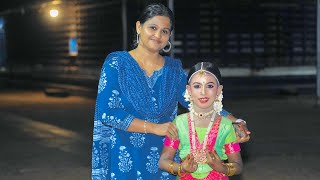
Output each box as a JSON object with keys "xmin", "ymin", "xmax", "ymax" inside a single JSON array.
[
  {"xmin": 136, "ymin": 16, "xmax": 171, "ymax": 52},
  {"xmin": 187, "ymin": 71, "xmax": 223, "ymax": 112}
]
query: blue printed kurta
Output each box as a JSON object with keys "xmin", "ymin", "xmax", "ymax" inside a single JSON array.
[{"xmin": 91, "ymin": 51, "xmax": 188, "ymax": 180}]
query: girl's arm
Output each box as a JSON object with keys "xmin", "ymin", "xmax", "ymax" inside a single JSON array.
[
  {"xmin": 159, "ymin": 146, "xmax": 179, "ymax": 174},
  {"xmin": 159, "ymin": 138, "xmax": 198, "ymax": 176},
  {"xmin": 206, "ymin": 119, "xmax": 243, "ymax": 176},
  {"xmin": 224, "ymin": 152, "xmax": 243, "ymax": 176},
  {"xmin": 205, "ymin": 149, "xmax": 243, "ymax": 176}
]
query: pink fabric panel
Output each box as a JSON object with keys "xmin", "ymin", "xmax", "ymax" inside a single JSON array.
[
  {"xmin": 225, "ymin": 142, "xmax": 241, "ymax": 154},
  {"xmin": 163, "ymin": 136, "xmax": 180, "ymax": 149}
]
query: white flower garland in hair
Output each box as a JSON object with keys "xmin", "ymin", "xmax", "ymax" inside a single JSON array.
[
  {"xmin": 184, "ymin": 91, "xmax": 191, "ymax": 102},
  {"xmin": 184, "ymin": 91, "xmax": 195, "ymax": 113},
  {"xmin": 213, "ymin": 91, "xmax": 223, "ymax": 115}
]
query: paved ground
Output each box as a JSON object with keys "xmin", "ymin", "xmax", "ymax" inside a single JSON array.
[
  {"xmin": 0, "ymin": 88, "xmax": 320, "ymax": 180},
  {"xmin": 0, "ymin": 89, "xmax": 94, "ymax": 180}
]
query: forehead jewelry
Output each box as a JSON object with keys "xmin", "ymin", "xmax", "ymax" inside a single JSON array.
[
  {"xmin": 198, "ymin": 62, "xmax": 206, "ymax": 77},
  {"xmin": 198, "ymin": 70, "xmax": 206, "ymax": 77}
]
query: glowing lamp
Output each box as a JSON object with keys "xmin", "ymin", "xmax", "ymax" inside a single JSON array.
[{"xmin": 49, "ymin": 9, "xmax": 59, "ymax": 17}]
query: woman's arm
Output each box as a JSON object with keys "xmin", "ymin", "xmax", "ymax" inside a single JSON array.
[
  {"xmin": 95, "ymin": 55, "xmax": 135, "ymax": 131},
  {"xmin": 159, "ymin": 146, "xmax": 179, "ymax": 174},
  {"xmin": 127, "ymin": 119, "xmax": 178, "ymax": 138}
]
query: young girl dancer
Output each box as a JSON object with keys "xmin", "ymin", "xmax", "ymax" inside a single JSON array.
[{"xmin": 159, "ymin": 62, "xmax": 243, "ymax": 179}]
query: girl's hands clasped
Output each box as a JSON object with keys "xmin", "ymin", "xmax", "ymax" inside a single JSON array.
[
  {"xmin": 205, "ymin": 148, "xmax": 225, "ymax": 172},
  {"xmin": 181, "ymin": 154, "xmax": 198, "ymax": 173}
]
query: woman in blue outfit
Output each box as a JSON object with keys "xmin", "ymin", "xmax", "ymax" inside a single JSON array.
[{"xmin": 91, "ymin": 3, "xmax": 250, "ymax": 180}]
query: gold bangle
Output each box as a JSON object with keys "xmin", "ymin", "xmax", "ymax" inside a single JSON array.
[
  {"xmin": 168, "ymin": 162, "xmax": 175, "ymax": 175},
  {"xmin": 229, "ymin": 164, "xmax": 236, "ymax": 176},
  {"xmin": 225, "ymin": 164, "xmax": 230, "ymax": 176},
  {"xmin": 225, "ymin": 163, "xmax": 237, "ymax": 176},
  {"xmin": 143, "ymin": 120, "xmax": 147, "ymax": 134},
  {"xmin": 177, "ymin": 164, "xmax": 182, "ymax": 176}
]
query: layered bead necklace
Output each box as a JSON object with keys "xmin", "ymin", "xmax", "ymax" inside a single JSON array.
[{"xmin": 190, "ymin": 110, "xmax": 216, "ymax": 164}]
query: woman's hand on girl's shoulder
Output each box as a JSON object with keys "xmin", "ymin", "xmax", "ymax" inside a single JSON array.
[
  {"xmin": 152, "ymin": 122, "xmax": 178, "ymax": 139},
  {"xmin": 233, "ymin": 121, "xmax": 251, "ymax": 143}
]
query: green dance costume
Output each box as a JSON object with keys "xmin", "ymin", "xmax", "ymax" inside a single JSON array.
[{"xmin": 164, "ymin": 113, "xmax": 241, "ymax": 179}]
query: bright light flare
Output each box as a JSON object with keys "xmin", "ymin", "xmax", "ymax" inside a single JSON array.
[{"xmin": 49, "ymin": 9, "xmax": 59, "ymax": 17}]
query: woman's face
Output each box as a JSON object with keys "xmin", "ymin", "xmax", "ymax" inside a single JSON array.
[
  {"xmin": 136, "ymin": 16, "xmax": 171, "ymax": 52},
  {"xmin": 187, "ymin": 71, "xmax": 223, "ymax": 111}
]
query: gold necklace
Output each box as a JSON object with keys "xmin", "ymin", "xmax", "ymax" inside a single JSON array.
[{"xmin": 190, "ymin": 109, "xmax": 214, "ymax": 121}]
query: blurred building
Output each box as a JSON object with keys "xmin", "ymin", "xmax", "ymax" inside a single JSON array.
[{"xmin": 0, "ymin": 0, "xmax": 317, "ymax": 96}]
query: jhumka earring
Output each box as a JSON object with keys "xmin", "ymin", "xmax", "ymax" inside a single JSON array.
[{"xmin": 213, "ymin": 91, "xmax": 223, "ymax": 115}]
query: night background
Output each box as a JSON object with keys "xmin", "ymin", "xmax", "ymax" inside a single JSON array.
[{"xmin": 0, "ymin": 0, "xmax": 319, "ymax": 179}]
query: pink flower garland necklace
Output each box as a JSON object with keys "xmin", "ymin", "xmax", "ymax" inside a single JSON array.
[{"xmin": 190, "ymin": 111, "xmax": 216, "ymax": 164}]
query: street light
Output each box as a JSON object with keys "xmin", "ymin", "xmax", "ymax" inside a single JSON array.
[{"xmin": 49, "ymin": 9, "xmax": 59, "ymax": 17}]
